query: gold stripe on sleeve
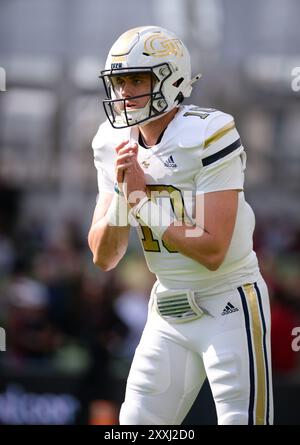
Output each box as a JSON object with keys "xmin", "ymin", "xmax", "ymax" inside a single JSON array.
[{"xmin": 204, "ymin": 121, "xmax": 235, "ymax": 148}]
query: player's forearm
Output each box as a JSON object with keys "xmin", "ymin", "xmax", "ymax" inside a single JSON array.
[
  {"xmin": 132, "ymin": 196, "xmax": 227, "ymax": 270},
  {"xmin": 162, "ymin": 224, "xmax": 226, "ymax": 271},
  {"xmin": 88, "ymin": 221, "xmax": 130, "ymax": 271}
]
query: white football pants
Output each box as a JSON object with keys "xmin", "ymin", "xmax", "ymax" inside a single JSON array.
[{"xmin": 119, "ymin": 277, "xmax": 273, "ymax": 425}]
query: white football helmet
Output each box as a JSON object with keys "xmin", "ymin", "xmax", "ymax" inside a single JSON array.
[{"xmin": 100, "ymin": 26, "xmax": 201, "ymax": 128}]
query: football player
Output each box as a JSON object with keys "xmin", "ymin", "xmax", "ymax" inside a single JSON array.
[{"xmin": 88, "ymin": 26, "xmax": 273, "ymax": 425}]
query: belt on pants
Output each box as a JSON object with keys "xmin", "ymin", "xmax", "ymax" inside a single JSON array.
[{"xmin": 152, "ymin": 285, "xmax": 205, "ymax": 323}]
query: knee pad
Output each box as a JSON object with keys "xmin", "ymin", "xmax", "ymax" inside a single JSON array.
[{"xmin": 119, "ymin": 402, "xmax": 164, "ymax": 425}]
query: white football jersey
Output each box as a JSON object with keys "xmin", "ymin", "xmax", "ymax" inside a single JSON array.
[{"xmin": 92, "ymin": 105, "xmax": 260, "ymax": 294}]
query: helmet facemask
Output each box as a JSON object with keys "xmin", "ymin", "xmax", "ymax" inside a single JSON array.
[{"xmin": 100, "ymin": 64, "xmax": 176, "ymax": 128}]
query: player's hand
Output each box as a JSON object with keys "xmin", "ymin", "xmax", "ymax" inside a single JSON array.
[
  {"xmin": 115, "ymin": 140, "xmax": 138, "ymax": 192},
  {"xmin": 115, "ymin": 142, "xmax": 147, "ymax": 207},
  {"xmin": 124, "ymin": 147, "xmax": 147, "ymax": 207}
]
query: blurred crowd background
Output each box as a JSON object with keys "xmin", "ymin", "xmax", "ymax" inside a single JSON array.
[{"xmin": 0, "ymin": 0, "xmax": 300, "ymax": 425}]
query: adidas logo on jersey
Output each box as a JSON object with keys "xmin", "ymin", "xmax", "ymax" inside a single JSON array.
[
  {"xmin": 221, "ymin": 302, "xmax": 239, "ymax": 316},
  {"xmin": 164, "ymin": 155, "xmax": 177, "ymax": 168}
]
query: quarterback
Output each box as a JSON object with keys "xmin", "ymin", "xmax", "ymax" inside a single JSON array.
[{"xmin": 88, "ymin": 26, "xmax": 273, "ymax": 425}]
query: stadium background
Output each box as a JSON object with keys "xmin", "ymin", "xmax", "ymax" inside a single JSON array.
[{"xmin": 0, "ymin": 0, "xmax": 300, "ymax": 424}]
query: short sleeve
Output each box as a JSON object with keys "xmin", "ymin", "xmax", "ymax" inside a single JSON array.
[
  {"xmin": 91, "ymin": 120, "xmax": 130, "ymax": 195},
  {"xmin": 195, "ymin": 112, "xmax": 246, "ymax": 193},
  {"xmin": 96, "ymin": 166, "xmax": 114, "ymax": 194},
  {"xmin": 195, "ymin": 151, "xmax": 246, "ymax": 193},
  {"xmin": 91, "ymin": 121, "xmax": 115, "ymax": 194}
]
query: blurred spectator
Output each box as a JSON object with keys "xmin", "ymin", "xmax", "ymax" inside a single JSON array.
[
  {"xmin": 271, "ymin": 293, "xmax": 300, "ymax": 375},
  {"xmin": 0, "ymin": 233, "xmax": 15, "ymax": 277},
  {"xmin": 114, "ymin": 256, "xmax": 154, "ymax": 357},
  {"xmin": 75, "ymin": 269, "xmax": 129, "ymax": 420},
  {"xmin": 0, "ymin": 178, "xmax": 22, "ymax": 237},
  {"xmin": 78, "ymin": 269, "xmax": 129, "ymax": 358},
  {"xmin": 4, "ymin": 274, "xmax": 63, "ymax": 368},
  {"xmin": 254, "ymin": 219, "xmax": 300, "ymax": 377}
]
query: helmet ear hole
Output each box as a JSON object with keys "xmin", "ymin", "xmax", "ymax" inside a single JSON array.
[{"xmin": 173, "ymin": 77, "xmax": 184, "ymax": 88}]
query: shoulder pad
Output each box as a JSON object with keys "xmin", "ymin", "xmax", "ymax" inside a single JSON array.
[
  {"xmin": 92, "ymin": 120, "xmax": 130, "ymax": 150},
  {"xmin": 200, "ymin": 112, "xmax": 243, "ymax": 168},
  {"xmin": 172, "ymin": 105, "xmax": 226, "ymax": 149},
  {"xmin": 92, "ymin": 120, "xmax": 131, "ymax": 165}
]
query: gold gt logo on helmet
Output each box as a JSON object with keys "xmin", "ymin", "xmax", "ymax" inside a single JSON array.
[{"xmin": 144, "ymin": 34, "xmax": 184, "ymax": 58}]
